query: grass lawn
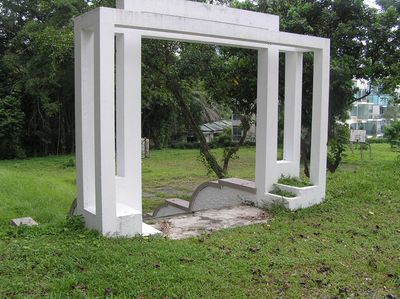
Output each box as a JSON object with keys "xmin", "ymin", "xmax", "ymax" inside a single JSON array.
[{"xmin": 0, "ymin": 144, "xmax": 399, "ymax": 298}]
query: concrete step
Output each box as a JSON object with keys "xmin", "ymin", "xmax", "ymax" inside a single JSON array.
[
  {"xmin": 152, "ymin": 198, "xmax": 191, "ymax": 218},
  {"xmin": 219, "ymin": 178, "xmax": 256, "ymax": 194},
  {"xmin": 152, "ymin": 178, "xmax": 257, "ymax": 218},
  {"xmin": 165, "ymin": 198, "xmax": 190, "ymax": 210}
]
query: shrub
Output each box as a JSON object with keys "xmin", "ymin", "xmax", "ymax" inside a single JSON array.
[
  {"xmin": 368, "ymin": 137, "xmax": 388, "ymax": 144},
  {"xmin": 327, "ymin": 122, "xmax": 350, "ymax": 173},
  {"xmin": 384, "ymin": 121, "xmax": 400, "ymax": 144},
  {"xmin": 63, "ymin": 158, "xmax": 76, "ymax": 168}
]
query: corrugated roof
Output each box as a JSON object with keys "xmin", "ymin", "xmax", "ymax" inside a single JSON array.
[{"xmin": 200, "ymin": 120, "xmax": 231, "ymax": 133}]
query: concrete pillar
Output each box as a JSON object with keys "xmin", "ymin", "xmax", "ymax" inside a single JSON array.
[
  {"xmin": 115, "ymin": 32, "xmax": 143, "ymax": 215},
  {"xmin": 256, "ymin": 47, "xmax": 279, "ymax": 201},
  {"xmin": 93, "ymin": 18, "xmax": 117, "ymax": 234},
  {"xmin": 310, "ymin": 49, "xmax": 330, "ymax": 195},
  {"xmin": 75, "ymin": 29, "xmax": 96, "ymax": 216},
  {"xmin": 282, "ymin": 52, "xmax": 303, "ymax": 176}
]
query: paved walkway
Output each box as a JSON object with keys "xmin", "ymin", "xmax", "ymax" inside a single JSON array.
[{"xmin": 147, "ymin": 205, "xmax": 269, "ymax": 240}]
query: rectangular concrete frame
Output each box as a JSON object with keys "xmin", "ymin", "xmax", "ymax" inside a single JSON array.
[{"xmin": 74, "ymin": 0, "xmax": 330, "ymax": 237}]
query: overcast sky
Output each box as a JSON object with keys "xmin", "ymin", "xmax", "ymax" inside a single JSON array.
[
  {"xmin": 364, "ymin": 0, "xmax": 380, "ymax": 9},
  {"xmin": 237, "ymin": 0, "xmax": 380, "ymax": 9}
]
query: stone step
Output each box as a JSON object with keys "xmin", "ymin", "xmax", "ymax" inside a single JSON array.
[
  {"xmin": 165, "ymin": 198, "xmax": 190, "ymax": 211},
  {"xmin": 219, "ymin": 178, "xmax": 256, "ymax": 194},
  {"xmin": 152, "ymin": 198, "xmax": 191, "ymax": 218},
  {"xmin": 152, "ymin": 178, "xmax": 257, "ymax": 218}
]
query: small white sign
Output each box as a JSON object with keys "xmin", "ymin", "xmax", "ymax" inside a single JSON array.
[{"xmin": 350, "ymin": 130, "xmax": 366, "ymax": 143}]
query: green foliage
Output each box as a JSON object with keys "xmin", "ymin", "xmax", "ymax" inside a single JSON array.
[
  {"xmin": 209, "ymin": 129, "xmax": 233, "ymax": 148},
  {"xmin": 269, "ymin": 186, "xmax": 297, "ymax": 198},
  {"xmin": 0, "ymin": 96, "xmax": 25, "ymax": 159},
  {"xmin": 384, "ymin": 120, "xmax": 400, "ymax": 143},
  {"xmin": 62, "ymin": 158, "xmax": 75, "ymax": 168},
  {"xmin": 254, "ymin": 0, "xmax": 399, "ymax": 173},
  {"xmin": 197, "ymin": 151, "xmax": 216, "ymax": 177},
  {"xmin": 368, "ymin": 137, "xmax": 389, "ymax": 144},
  {"xmin": 377, "ymin": 0, "xmax": 400, "ymax": 13},
  {"xmin": 0, "ymin": 0, "xmax": 398, "ymax": 178},
  {"xmin": 0, "ymin": 0, "xmax": 117, "ymax": 158},
  {"xmin": 65, "ymin": 215, "xmax": 85, "ymax": 231},
  {"xmin": 327, "ymin": 122, "xmax": 350, "ymax": 173},
  {"xmin": 277, "ymin": 175, "xmax": 312, "ymax": 188}
]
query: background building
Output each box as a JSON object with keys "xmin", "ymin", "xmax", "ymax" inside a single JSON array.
[{"xmin": 347, "ymin": 80, "xmax": 399, "ymax": 138}]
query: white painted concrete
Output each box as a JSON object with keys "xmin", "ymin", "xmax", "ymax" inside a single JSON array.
[
  {"xmin": 116, "ymin": 0, "xmax": 280, "ymax": 31},
  {"xmin": 191, "ymin": 183, "xmax": 256, "ymax": 212},
  {"xmin": 74, "ymin": 0, "xmax": 330, "ymax": 237}
]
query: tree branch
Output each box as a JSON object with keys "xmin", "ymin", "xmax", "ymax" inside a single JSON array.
[{"xmin": 347, "ymin": 81, "xmax": 373, "ymax": 104}]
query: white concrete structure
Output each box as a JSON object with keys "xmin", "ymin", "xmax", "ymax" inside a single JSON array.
[{"xmin": 74, "ymin": 0, "xmax": 330, "ymax": 237}]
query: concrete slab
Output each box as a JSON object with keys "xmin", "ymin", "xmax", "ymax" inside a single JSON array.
[
  {"xmin": 148, "ymin": 206, "xmax": 269, "ymax": 240},
  {"xmin": 10, "ymin": 217, "xmax": 38, "ymax": 227}
]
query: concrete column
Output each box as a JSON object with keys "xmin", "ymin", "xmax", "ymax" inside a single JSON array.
[
  {"xmin": 310, "ymin": 48, "xmax": 330, "ymax": 194},
  {"xmin": 93, "ymin": 18, "xmax": 117, "ymax": 235},
  {"xmin": 75, "ymin": 27, "xmax": 97, "ymax": 216},
  {"xmin": 256, "ymin": 47, "xmax": 279, "ymax": 201},
  {"xmin": 115, "ymin": 32, "xmax": 143, "ymax": 213},
  {"xmin": 283, "ymin": 52, "xmax": 303, "ymax": 176}
]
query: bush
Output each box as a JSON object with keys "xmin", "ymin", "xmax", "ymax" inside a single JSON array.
[
  {"xmin": 384, "ymin": 121, "xmax": 400, "ymax": 144},
  {"xmin": 244, "ymin": 141, "xmax": 256, "ymax": 147},
  {"xmin": 63, "ymin": 158, "xmax": 76, "ymax": 168},
  {"xmin": 0, "ymin": 96, "xmax": 26, "ymax": 159},
  {"xmin": 327, "ymin": 122, "xmax": 350, "ymax": 173},
  {"xmin": 170, "ymin": 141, "xmax": 201, "ymax": 149},
  {"xmin": 368, "ymin": 137, "xmax": 388, "ymax": 144}
]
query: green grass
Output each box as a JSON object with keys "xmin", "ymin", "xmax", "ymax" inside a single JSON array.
[
  {"xmin": 0, "ymin": 144, "xmax": 399, "ymax": 298},
  {"xmin": 269, "ymin": 186, "xmax": 297, "ymax": 198},
  {"xmin": 278, "ymin": 175, "xmax": 312, "ymax": 187}
]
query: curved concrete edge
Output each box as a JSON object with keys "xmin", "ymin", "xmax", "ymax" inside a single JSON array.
[
  {"xmin": 190, "ymin": 179, "xmax": 257, "ymax": 212},
  {"xmin": 152, "ymin": 178, "xmax": 257, "ymax": 218},
  {"xmin": 188, "ymin": 181, "xmax": 221, "ymax": 211}
]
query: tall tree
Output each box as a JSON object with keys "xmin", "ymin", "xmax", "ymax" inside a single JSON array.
[
  {"xmin": 377, "ymin": 0, "xmax": 400, "ymax": 12},
  {"xmin": 253, "ymin": 0, "xmax": 399, "ymax": 174}
]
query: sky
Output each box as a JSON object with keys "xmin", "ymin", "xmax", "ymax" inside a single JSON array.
[
  {"xmin": 237, "ymin": 0, "xmax": 381, "ymax": 9},
  {"xmin": 364, "ymin": 0, "xmax": 380, "ymax": 9}
]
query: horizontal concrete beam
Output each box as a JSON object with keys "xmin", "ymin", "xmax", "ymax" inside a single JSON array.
[
  {"xmin": 114, "ymin": 27, "xmax": 309, "ymax": 52},
  {"xmin": 75, "ymin": 8, "xmax": 330, "ymax": 51},
  {"xmin": 116, "ymin": 0, "xmax": 279, "ymax": 31}
]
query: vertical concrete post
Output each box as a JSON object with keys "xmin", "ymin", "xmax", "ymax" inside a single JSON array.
[
  {"xmin": 75, "ymin": 19, "xmax": 100, "ymax": 233},
  {"xmin": 283, "ymin": 52, "xmax": 303, "ymax": 176},
  {"xmin": 310, "ymin": 48, "xmax": 330, "ymax": 195},
  {"xmin": 256, "ymin": 47, "xmax": 279, "ymax": 202},
  {"xmin": 115, "ymin": 31, "xmax": 143, "ymax": 215},
  {"xmin": 93, "ymin": 13, "xmax": 117, "ymax": 235}
]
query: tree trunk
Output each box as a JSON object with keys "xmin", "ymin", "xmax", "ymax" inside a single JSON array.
[
  {"xmin": 301, "ymin": 134, "xmax": 310, "ymax": 178},
  {"xmin": 167, "ymin": 78, "xmax": 226, "ymax": 179},
  {"xmin": 222, "ymin": 115, "xmax": 251, "ymax": 173}
]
